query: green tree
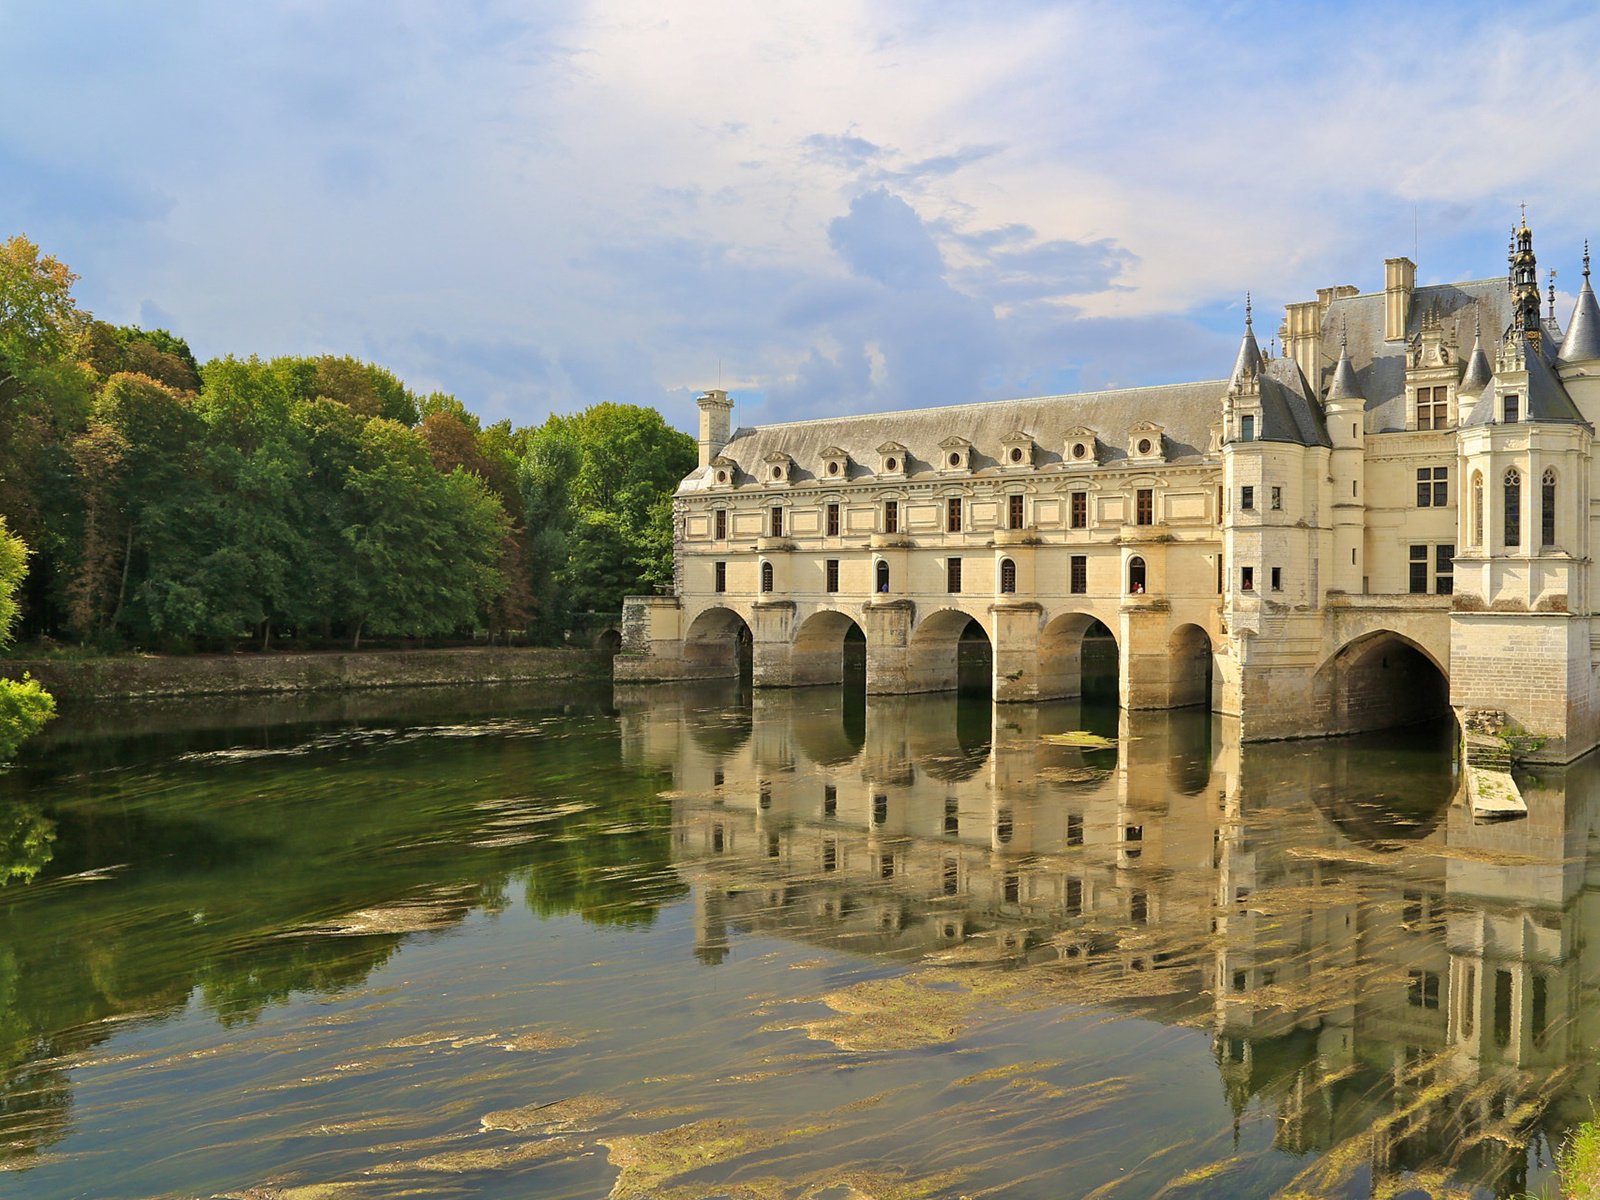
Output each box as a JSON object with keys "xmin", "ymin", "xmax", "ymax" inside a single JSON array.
[{"xmin": 0, "ymin": 520, "xmax": 54, "ymax": 763}]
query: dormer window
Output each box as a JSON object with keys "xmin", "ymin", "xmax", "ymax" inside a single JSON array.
[
  {"xmin": 1128, "ymin": 421, "xmax": 1165, "ymax": 462},
  {"xmin": 1502, "ymin": 393, "xmax": 1520, "ymax": 424},
  {"xmin": 711, "ymin": 454, "xmax": 739, "ymax": 487},
  {"xmin": 1239, "ymin": 415, "xmax": 1256, "ymax": 442},
  {"xmin": 763, "ymin": 451, "xmax": 794, "ymax": 485},
  {"xmin": 939, "ymin": 435, "xmax": 973, "ymax": 472},
  {"xmin": 820, "ymin": 445, "xmax": 851, "ymax": 480},
  {"xmin": 877, "ymin": 441, "xmax": 909, "ymax": 478},
  {"xmin": 1063, "ymin": 426, "xmax": 1097, "ymax": 467},
  {"xmin": 1000, "ymin": 431, "xmax": 1034, "ymax": 468}
]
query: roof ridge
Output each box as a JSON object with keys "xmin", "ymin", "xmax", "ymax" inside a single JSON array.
[{"xmin": 734, "ymin": 379, "xmax": 1231, "ymax": 433}]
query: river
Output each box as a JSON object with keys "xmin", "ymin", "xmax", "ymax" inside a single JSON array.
[{"xmin": 0, "ymin": 678, "xmax": 1588, "ymax": 1198}]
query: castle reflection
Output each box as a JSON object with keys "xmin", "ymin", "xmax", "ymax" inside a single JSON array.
[{"xmin": 616, "ymin": 682, "xmax": 1600, "ymax": 1198}]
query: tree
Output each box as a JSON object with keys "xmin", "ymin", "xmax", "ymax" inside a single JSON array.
[
  {"xmin": 0, "ymin": 520, "xmax": 54, "ymax": 763},
  {"xmin": 0, "ymin": 236, "xmax": 84, "ymax": 394}
]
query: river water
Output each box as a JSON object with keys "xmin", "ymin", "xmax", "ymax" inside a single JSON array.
[{"xmin": 0, "ymin": 679, "xmax": 1591, "ymax": 1199}]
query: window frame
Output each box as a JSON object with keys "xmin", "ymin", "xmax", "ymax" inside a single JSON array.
[
  {"xmin": 884, "ymin": 500, "xmax": 899, "ymax": 534},
  {"xmin": 946, "ymin": 557, "xmax": 962, "ymax": 594},
  {"xmin": 1135, "ymin": 488, "xmax": 1154, "ymax": 526},
  {"xmin": 826, "ymin": 502, "xmax": 839, "ymax": 536},
  {"xmin": 825, "ymin": 558, "xmax": 839, "ymax": 593},
  {"xmin": 946, "ymin": 496, "xmax": 962, "ymax": 533},
  {"xmin": 1069, "ymin": 491, "xmax": 1088, "ymax": 529},
  {"xmin": 1069, "ymin": 555, "xmax": 1087, "ymax": 595}
]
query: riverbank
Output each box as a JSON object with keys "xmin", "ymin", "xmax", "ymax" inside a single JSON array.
[{"xmin": 1, "ymin": 646, "xmax": 613, "ymax": 703}]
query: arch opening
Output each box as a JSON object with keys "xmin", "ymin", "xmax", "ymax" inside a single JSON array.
[
  {"xmin": 791, "ymin": 609, "xmax": 867, "ymax": 691},
  {"xmin": 1312, "ymin": 631, "xmax": 1449, "ymax": 736},
  {"xmin": 595, "ymin": 627, "xmax": 623, "ymax": 656},
  {"xmin": 1167, "ymin": 623, "xmax": 1215, "ymax": 710},
  {"xmin": 1038, "ymin": 613, "xmax": 1119, "ymax": 704},
  {"xmin": 907, "ymin": 609, "xmax": 992, "ymax": 696},
  {"xmin": 685, "ymin": 606, "xmax": 753, "ymax": 682}
]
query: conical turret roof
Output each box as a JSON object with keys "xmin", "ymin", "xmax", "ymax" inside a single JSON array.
[
  {"xmin": 1326, "ymin": 342, "xmax": 1365, "ymax": 404},
  {"xmin": 1461, "ymin": 330, "xmax": 1493, "ymax": 396},
  {"xmin": 1560, "ymin": 244, "xmax": 1600, "ymax": 364},
  {"xmin": 1229, "ymin": 296, "xmax": 1261, "ymax": 388}
]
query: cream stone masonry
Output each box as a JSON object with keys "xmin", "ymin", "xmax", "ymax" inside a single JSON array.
[{"xmin": 620, "ymin": 219, "xmax": 1600, "ymax": 761}]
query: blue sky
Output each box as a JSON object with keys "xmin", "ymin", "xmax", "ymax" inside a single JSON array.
[{"xmin": 5, "ymin": 0, "xmax": 1599, "ymax": 432}]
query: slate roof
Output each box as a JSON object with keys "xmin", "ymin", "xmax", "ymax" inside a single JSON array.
[
  {"xmin": 678, "ymin": 380, "xmax": 1228, "ymax": 492},
  {"xmin": 1462, "ymin": 336, "xmax": 1587, "ymax": 427},
  {"xmin": 1252, "ymin": 356, "xmax": 1331, "ymax": 448},
  {"xmin": 1327, "ymin": 346, "xmax": 1365, "ymax": 403},
  {"xmin": 1460, "ymin": 333, "xmax": 1493, "ymax": 396},
  {"xmin": 1313, "ymin": 279, "xmax": 1516, "ymax": 431},
  {"xmin": 1559, "ymin": 273, "xmax": 1600, "ymax": 364}
]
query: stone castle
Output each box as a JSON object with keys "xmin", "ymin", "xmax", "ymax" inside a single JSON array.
[{"xmin": 619, "ymin": 217, "xmax": 1600, "ymax": 762}]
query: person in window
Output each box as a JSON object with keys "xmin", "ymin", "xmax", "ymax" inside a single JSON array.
[{"xmin": 1131, "ymin": 581, "xmax": 1144, "ymax": 594}]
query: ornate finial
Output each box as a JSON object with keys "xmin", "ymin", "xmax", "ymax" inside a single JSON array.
[
  {"xmin": 1339, "ymin": 319, "xmax": 1348, "ymax": 352},
  {"xmin": 1586, "ymin": 240, "xmax": 1592, "ymax": 280},
  {"xmin": 1549, "ymin": 268, "xmax": 1558, "ymax": 320},
  {"xmin": 1521, "ymin": 200, "xmax": 1528, "ymax": 227},
  {"xmin": 1245, "ymin": 292, "xmax": 1252, "ymax": 330}
]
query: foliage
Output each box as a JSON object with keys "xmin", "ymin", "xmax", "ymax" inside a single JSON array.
[
  {"xmin": 1556, "ymin": 1118, "xmax": 1600, "ymax": 1199},
  {"xmin": 0, "ymin": 520, "xmax": 54, "ymax": 762},
  {"xmin": 0, "ymin": 236, "xmax": 693, "ymax": 651}
]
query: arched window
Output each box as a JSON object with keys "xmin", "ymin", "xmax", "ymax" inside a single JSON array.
[
  {"xmin": 875, "ymin": 559, "xmax": 890, "ymax": 593},
  {"xmin": 1504, "ymin": 467, "xmax": 1521, "ymax": 548},
  {"xmin": 1128, "ymin": 556, "xmax": 1147, "ymax": 594},
  {"xmin": 1471, "ymin": 471, "xmax": 1483, "ymax": 547},
  {"xmin": 999, "ymin": 558, "xmax": 1017, "ymax": 594},
  {"xmin": 760, "ymin": 560, "xmax": 774, "ymax": 593},
  {"xmin": 1542, "ymin": 468, "xmax": 1557, "ymax": 547}
]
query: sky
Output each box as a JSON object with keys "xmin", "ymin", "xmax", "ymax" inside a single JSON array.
[{"xmin": 5, "ymin": 0, "xmax": 1600, "ymax": 434}]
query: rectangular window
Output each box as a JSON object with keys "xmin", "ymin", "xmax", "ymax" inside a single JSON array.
[
  {"xmin": 884, "ymin": 500, "xmax": 898, "ymax": 534},
  {"xmin": 1135, "ymin": 488, "xmax": 1153, "ymax": 525},
  {"xmin": 1417, "ymin": 385, "xmax": 1450, "ymax": 430},
  {"xmin": 1070, "ymin": 492, "xmax": 1087, "ymax": 529},
  {"xmin": 1008, "ymin": 494, "xmax": 1024, "ymax": 530},
  {"xmin": 1416, "ymin": 466, "xmax": 1448, "ymax": 507},
  {"xmin": 947, "ymin": 497, "xmax": 962, "ymax": 532},
  {"xmin": 1067, "ymin": 813, "xmax": 1083, "ymax": 846},
  {"xmin": 1270, "ymin": 566, "xmax": 1282, "ymax": 592},
  {"xmin": 943, "ymin": 858, "xmax": 958, "ymax": 896},
  {"xmin": 822, "ymin": 839, "xmax": 837, "ymax": 873},
  {"xmin": 714, "ymin": 561, "xmax": 726, "ymax": 593},
  {"xmin": 826, "ymin": 503, "xmax": 839, "ymax": 536},
  {"xmin": 944, "ymin": 797, "xmax": 959, "ymax": 836},
  {"xmin": 1003, "ymin": 872, "xmax": 1020, "ymax": 903},
  {"xmin": 823, "ymin": 784, "xmax": 836, "ymax": 818},
  {"xmin": 1070, "ymin": 555, "xmax": 1087, "ymax": 595},
  {"xmin": 1435, "ymin": 544, "xmax": 1454, "ymax": 595},
  {"xmin": 947, "ymin": 557, "xmax": 962, "ymax": 594},
  {"xmin": 1409, "ymin": 544, "xmax": 1428, "ymax": 594},
  {"xmin": 1065, "ymin": 876, "xmax": 1082, "ymax": 915},
  {"xmin": 1240, "ymin": 415, "xmax": 1255, "ymax": 441},
  {"xmin": 880, "ymin": 854, "xmax": 895, "ymax": 879},
  {"xmin": 1241, "ymin": 566, "xmax": 1254, "ymax": 591},
  {"xmin": 1270, "ymin": 485, "xmax": 1282, "ymax": 510},
  {"xmin": 1408, "ymin": 970, "xmax": 1441, "ymax": 1010},
  {"xmin": 825, "ymin": 559, "xmax": 839, "ymax": 593},
  {"xmin": 770, "ymin": 506, "xmax": 783, "ymax": 537},
  {"xmin": 1503, "ymin": 393, "xmax": 1520, "ymax": 423},
  {"xmin": 714, "ymin": 508, "xmax": 727, "ymax": 539},
  {"xmin": 1240, "ymin": 486, "xmax": 1255, "ymax": 511}
]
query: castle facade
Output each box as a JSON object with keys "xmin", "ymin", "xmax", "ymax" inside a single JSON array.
[{"xmin": 618, "ymin": 219, "xmax": 1600, "ymax": 761}]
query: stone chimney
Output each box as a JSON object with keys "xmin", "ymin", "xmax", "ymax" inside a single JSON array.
[
  {"xmin": 1384, "ymin": 257, "xmax": 1416, "ymax": 341},
  {"xmin": 696, "ymin": 389, "xmax": 733, "ymax": 468}
]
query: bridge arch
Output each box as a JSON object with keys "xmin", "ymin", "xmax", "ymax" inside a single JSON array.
[
  {"xmin": 1039, "ymin": 612, "xmax": 1119, "ymax": 701},
  {"xmin": 791, "ymin": 609, "xmax": 867, "ymax": 688},
  {"xmin": 684, "ymin": 605, "xmax": 753, "ymax": 678},
  {"xmin": 1167, "ymin": 623, "xmax": 1216, "ymax": 710},
  {"xmin": 908, "ymin": 607, "xmax": 993, "ymax": 695},
  {"xmin": 1313, "ymin": 629, "xmax": 1450, "ymax": 735}
]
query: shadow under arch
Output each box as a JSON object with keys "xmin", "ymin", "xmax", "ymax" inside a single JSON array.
[
  {"xmin": 1167, "ymin": 622, "xmax": 1215, "ymax": 710},
  {"xmin": 792, "ymin": 609, "xmax": 867, "ymax": 690},
  {"xmin": 783, "ymin": 686, "xmax": 867, "ymax": 768},
  {"xmin": 908, "ymin": 608, "xmax": 993, "ymax": 696},
  {"xmin": 1312, "ymin": 629, "xmax": 1450, "ymax": 736},
  {"xmin": 684, "ymin": 606, "xmax": 753, "ymax": 681},
  {"xmin": 1039, "ymin": 612, "xmax": 1119, "ymax": 703}
]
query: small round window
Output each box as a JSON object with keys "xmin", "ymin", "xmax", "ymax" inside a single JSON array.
[
  {"xmin": 948, "ymin": 451, "xmax": 961, "ymax": 467},
  {"xmin": 717, "ymin": 470, "xmax": 728, "ymax": 483},
  {"xmin": 1010, "ymin": 447, "xmax": 1023, "ymax": 463},
  {"xmin": 885, "ymin": 457, "xmax": 898, "ymax": 472},
  {"xmin": 1137, "ymin": 438, "xmax": 1153, "ymax": 455},
  {"xmin": 772, "ymin": 466, "xmax": 783, "ymax": 480},
  {"xmin": 1072, "ymin": 442, "xmax": 1087, "ymax": 459},
  {"xmin": 828, "ymin": 461, "xmax": 839, "ymax": 475}
]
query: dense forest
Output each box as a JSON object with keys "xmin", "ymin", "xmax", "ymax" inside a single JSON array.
[{"xmin": 0, "ymin": 235, "xmax": 696, "ymax": 653}]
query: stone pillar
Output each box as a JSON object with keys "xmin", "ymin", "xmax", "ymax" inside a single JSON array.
[
  {"xmin": 750, "ymin": 600, "xmax": 796, "ymax": 687},
  {"xmin": 990, "ymin": 601, "xmax": 1043, "ymax": 702},
  {"xmin": 614, "ymin": 594, "xmax": 691, "ymax": 682},
  {"xmin": 862, "ymin": 599, "xmax": 915, "ymax": 694},
  {"xmin": 1119, "ymin": 598, "xmax": 1173, "ymax": 709}
]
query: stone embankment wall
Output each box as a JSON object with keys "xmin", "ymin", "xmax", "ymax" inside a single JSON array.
[{"xmin": 3, "ymin": 647, "xmax": 612, "ymax": 702}]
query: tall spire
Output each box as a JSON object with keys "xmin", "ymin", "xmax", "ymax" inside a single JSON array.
[
  {"xmin": 1327, "ymin": 323, "xmax": 1365, "ymax": 404},
  {"xmin": 1461, "ymin": 302, "xmax": 1493, "ymax": 396},
  {"xmin": 1510, "ymin": 210, "xmax": 1542, "ymax": 344},
  {"xmin": 1560, "ymin": 238, "xmax": 1600, "ymax": 364}
]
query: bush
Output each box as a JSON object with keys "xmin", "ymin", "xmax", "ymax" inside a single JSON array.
[{"xmin": 0, "ymin": 674, "xmax": 54, "ymax": 764}]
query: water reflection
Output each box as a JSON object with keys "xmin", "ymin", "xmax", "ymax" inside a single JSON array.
[
  {"xmin": 619, "ymin": 684, "xmax": 1595, "ymax": 1199},
  {"xmin": 0, "ymin": 681, "xmax": 1594, "ymax": 1199}
]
